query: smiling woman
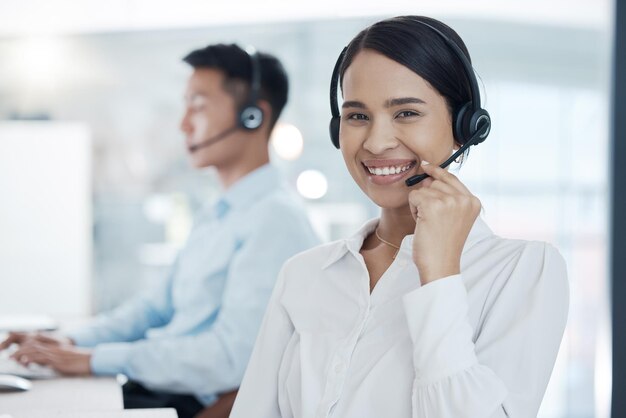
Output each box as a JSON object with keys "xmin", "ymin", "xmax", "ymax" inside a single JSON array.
[{"xmin": 227, "ymin": 16, "xmax": 569, "ymax": 418}]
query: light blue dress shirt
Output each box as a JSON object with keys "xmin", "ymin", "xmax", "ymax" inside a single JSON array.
[{"xmin": 68, "ymin": 164, "xmax": 319, "ymax": 405}]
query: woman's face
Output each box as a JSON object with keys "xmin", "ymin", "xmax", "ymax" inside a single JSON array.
[{"xmin": 340, "ymin": 49, "xmax": 457, "ymax": 210}]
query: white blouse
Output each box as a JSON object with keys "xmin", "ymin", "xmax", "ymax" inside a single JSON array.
[{"xmin": 230, "ymin": 217, "xmax": 569, "ymax": 418}]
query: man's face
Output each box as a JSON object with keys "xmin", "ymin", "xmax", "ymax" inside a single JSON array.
[{"xmin": 180, "ymin": 68, "xmax": 247, "ymax": 169}]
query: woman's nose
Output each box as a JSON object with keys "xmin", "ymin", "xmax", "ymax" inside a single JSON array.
[{"xmin": 362, "ymin": 120, "xmax": 399, "ymax": 154}]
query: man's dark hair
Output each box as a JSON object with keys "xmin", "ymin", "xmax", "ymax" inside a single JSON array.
[{"xmin": 183, "ymin": 43, "xmax": 289, "ymax": 131}]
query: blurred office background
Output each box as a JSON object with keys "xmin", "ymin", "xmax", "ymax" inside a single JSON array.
[{"xmin": 0, "ymin": 0, "xmax": 614, "ymax": 417}]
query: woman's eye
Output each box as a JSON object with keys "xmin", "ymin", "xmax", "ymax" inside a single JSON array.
[
  {"xmin": 347, "ymin": 113, "xmax": 369, "ymax": 121},
  {"xmin": 396, "ymin": 110, "xmax": 420, "ymax": 118}
]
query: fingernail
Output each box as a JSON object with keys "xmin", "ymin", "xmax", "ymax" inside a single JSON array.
[{"xmin": 421, "ymin": 160, "xmax": 430, "ymax": 166}]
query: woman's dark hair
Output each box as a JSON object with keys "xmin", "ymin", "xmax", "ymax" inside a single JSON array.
[
  {"xmin": 183, "ymin": 43, "xmax": 288, "ymax": 130},
  {"xmin": 339, "ymin": 16, "xmax": 473, "ymax": 121}
]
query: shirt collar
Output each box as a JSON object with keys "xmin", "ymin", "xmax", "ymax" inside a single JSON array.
[
  {"xmin": 322, "ymin": 216, "xmax": 494, "ymax": 269},
  {"xmin": 213, "ymin": 164, "xmax": 282, "ymax": 219},
  {"xmin": 322, "ymin": 218, "xmax": 378, "ymax": 269}
]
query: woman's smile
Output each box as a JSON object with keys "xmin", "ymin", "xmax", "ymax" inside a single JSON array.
[{"xmin": 361, "ymin": 158, "xmax": 417, "ymax": 185}]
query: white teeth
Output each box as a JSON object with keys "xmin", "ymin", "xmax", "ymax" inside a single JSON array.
[{"xmin": 367, "ymin": 163, "xmax": 412, "ymax": 176}]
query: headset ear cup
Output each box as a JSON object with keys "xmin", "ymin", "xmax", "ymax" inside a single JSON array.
[
  {"xmin": 329, "ymin": 117, "xmax": 341, "ymax": 149},
  {"xmin": 453, "ymin": 102, "xmax": 472, "ymax": 144},
  {"xmin": 239, "ymin": 105, "xmax": 264, "ymax": 130},
  {"xmin": 469, "ymin": 108, "xmax": 491, "ymax": 144}
]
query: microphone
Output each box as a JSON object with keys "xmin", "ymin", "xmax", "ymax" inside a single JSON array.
[
  {"xmin": 405, "ymin": 123, "xmax": 490, "ymax": 187},
  {"xmin": 188, "ymin": 125, "xmax": 239, "ymax": 153}
]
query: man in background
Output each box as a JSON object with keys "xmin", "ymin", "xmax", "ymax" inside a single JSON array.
[{"xmin": 1, "ymin": 43, "xmax": 319, "ymax": 418}]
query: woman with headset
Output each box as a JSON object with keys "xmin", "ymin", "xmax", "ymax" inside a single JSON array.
[{"xmin": 231, "ymin": 16, "xmax": 568, "ymax": 418}]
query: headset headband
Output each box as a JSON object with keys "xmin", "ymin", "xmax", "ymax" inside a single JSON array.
[
  {"xmin": 239, "ymin": 45, "xmax": 264, "ymax": 130},
  {"xmin": 414, "ymin": 22, "xmax": 481, "ymax": 112},
  {"xmin": 330, "ymin": 21, "xmax": 481, "ymax": 120},
  {"xmin": 244, "ymin": 46, "xmax": 261, "ymax": 105}
]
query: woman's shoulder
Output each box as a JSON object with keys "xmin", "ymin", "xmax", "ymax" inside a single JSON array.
[
  {"xmin": 281, "ymin": 239, "xmax": 347, "ymax": 272},
  {"xmin": 463, "ymin": 229, "xmax": 569, "ymax": 310},
  {"xmin": 463, "ymin": 233, "xmax": 569, "ymax": 340},
  {"xmin": 470, "ymin": 229, "xmax": 566, "ymax": 272}
]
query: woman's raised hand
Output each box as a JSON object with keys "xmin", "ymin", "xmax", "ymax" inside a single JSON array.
[{"xmin": 408, "ymin": 161, "xmax": 481, "ymax": 285}]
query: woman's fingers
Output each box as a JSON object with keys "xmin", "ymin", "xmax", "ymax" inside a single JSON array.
[
  {"xmin": 408, "ymin": 188, "xmax": 451, "ymax": 220},
  {"xmin": 420, "ymin": 161, "xmax": 472, "ymax": 195},
  {"xmin": 428, "ymin": 178, "xmax": 458, "ymax": 195}
]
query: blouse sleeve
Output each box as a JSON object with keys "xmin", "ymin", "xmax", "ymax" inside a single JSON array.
[
  {"xmin": 403, "ymin": 242, "xmax": 569, "ymax": 417},
  {"xmin": 229, "ymin": 264, "xmax": 295, "ymax": 418}
]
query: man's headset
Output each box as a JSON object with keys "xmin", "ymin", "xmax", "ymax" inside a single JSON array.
[
  {"xmin": 328, "ymin": 20, "xmax": 491, "ymax": 186},
  {"xmin": 189, "ymin": 46, "xmax": 264, "ymax": 153},
  {"xmin": 239, "ymin": 47, "xmax": 264, "ymax": 130}
]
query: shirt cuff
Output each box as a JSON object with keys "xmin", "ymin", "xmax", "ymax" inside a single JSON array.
[
  {"xmin": 90, "ymin": 342, "xmax": 133, "ymax": 376},
  {"xmin": 403, "ymin": 274, "xmax": 478, "ymax": 386}
]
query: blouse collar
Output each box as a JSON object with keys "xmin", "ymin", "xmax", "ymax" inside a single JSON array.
[{"xmin": 322, "ymin": 216, "xmax": 494, "ymax": 270}]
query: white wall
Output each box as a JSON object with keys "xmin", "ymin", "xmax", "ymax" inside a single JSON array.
[{"xmin": 0, "ymin": 122, "xmax": 92, "ymax": 315}]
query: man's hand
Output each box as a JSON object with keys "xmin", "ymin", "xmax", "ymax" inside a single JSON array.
[
  {"xmin": 11, "ymin": 342, "xmax": 92, "ymax": 376},
  {"xmin": 0, "ymin": 332, "xmax": 74, "ymax": 351}
]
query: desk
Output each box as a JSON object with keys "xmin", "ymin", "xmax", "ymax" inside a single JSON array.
[
  {"xmin": 0, "ymin": 376, "xmax": 177, "ymax": 417},
  {"xmin": 0, "ymin": 376, "xmax": 122, "ymax": 413},
  {"xmin": 0, "ymin": 323, "xmax": 177, "ymax": 417}
]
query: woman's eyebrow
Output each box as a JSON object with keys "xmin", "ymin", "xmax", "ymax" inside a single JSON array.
[
  {"xmin": 341, "ymin": 97, "xmax": 426, "ymax": 109},
  {"xmin": 342, "ymin": 100, "xmax": 366, "ymax": 109},
  {"xmin": 385, "ymin": 97, "xmax": 426, "ymax": 107}
]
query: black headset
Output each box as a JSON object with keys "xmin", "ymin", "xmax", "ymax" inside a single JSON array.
[
  {"xmin": 328, "ymin": 21, "xmax": 491, "ymax": 186},
  {"xmin": 238, "ymin": 46, "xmax": 264, "ymax": 131}
]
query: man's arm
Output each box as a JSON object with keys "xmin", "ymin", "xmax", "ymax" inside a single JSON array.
[
  {"xmin": 67, "ymin": 264, "xmax": 177, "ymax": 348},
  {"xmin": 85, "ymin": 208, "xmax": 317, "ymax": 394}
]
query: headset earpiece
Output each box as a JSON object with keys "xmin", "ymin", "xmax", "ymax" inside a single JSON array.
[
  {"xmin": 329, "ymin": 117, "xmax": 341, "ymax": 149},
  {"xmin": 454, "ymin": 103, "xmax": 491, "ymax": 146},
  {"xmin": 240, "ymin": 105, "xmax": 264, "ymax": 130},
  {"xmin": 329, "ymin": 47, "xmax": 347, "ymax": 149},
  {"xmin": 469, "ymin": 108, "xmax": 491, "ymax": 144},
  {"xmin": 239, "ymin": 47, "xmax": 264, "ymax": 131}
]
